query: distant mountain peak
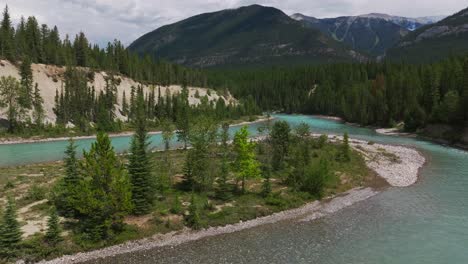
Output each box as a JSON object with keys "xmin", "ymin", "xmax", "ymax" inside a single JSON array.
[{"xmin": 129, "ymin": 5, "xmax": 363, "ymax": 67}]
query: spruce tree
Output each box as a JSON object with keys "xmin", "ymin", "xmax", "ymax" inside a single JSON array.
[
  {"xmin": 128, "ymin": 89, "xmax": 153, "ymax": 215},
  {"xmin": 216, "ymin": 123, "xmax": 231, "ymax": 200},
  {"xmin": 32, "ymin": 83, "xmax": 44, "ymax": 126},
  {"xmin": 269, "ymin": 121, "xmax": 291, "ymax": 171},
  {"xmin": 186, "ymin": 194, "xmax": 201, "ymax": 230},
  {"xmin": 341, "ymin": 132, "xmax": 351, "ymax": 162},
  {"xmin": 0, "ymin": 5, "xmax": 15, "ymax": 60},
  {"xmin": 261, "ymin": 165, "xmax": 272, "ymax": 198},
  {"xmin": 177, "ymin": 86, "xmax": 190, "ymax": 149},
  {"xmin": 19, "ymin": 56, "xmax": 33, "ymax": 109},
  {"xmin": 44, "ymin": 207, "xmax": 62, "ymax": 245},
  {"xmin": 73, "ymin": 133, "xmax": 133, "ymax": 240},
  {"xmin": 0, "ymin": 198, "xmax": 22, "ymax": 258}
]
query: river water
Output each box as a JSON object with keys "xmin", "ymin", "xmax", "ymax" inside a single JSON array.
[{"xmin": 3, "ymin": 114, "xmax": 468, "ymax": 263}]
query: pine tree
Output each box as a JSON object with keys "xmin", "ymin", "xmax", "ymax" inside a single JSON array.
[
  {"xmin": 44, "ymin": 207, "xmax": 62, "ymax": 245},
  {"xmin": 177, "ymin": 86, "xmax": 190, "ymax": 149},
  {"xmin": 341, "ymin": 132, "xmax": 351, "ymax": 162},
  {"xmin": 32, "ymin": 83, "xmax": 44, "ymax": 126},
  {"xmin": 128, "ymin": 88, "xmax": 153, "ymax": 215},
  {"xmin": 0, "ymin": 5, "xmax": 15, "ymax": 60},
  {"xmin": 121, "ymin": 91, "xmax": 129, "ymax": 117},
  {"xmin": 261, "ymin": 165, "xmax": 272, "ymax": 198},
  {"xmin": 73, "ymin": 133, "xmax": 133, "ymax": 240},
  {"xmin": 216, "ymin": 123, "xmax": 232, "ymax": 200},
  {"xmin": 269, "ymin": 121, "xmax": 291, "ymax": 171},
  {"xmin": 0, "ymin": 198, "xmax": 22, "ymax": 258},
  {"xmin": 185, "ymin": 194, "xmax": 201, "ymax": 230},
  {"xmin": 54, "ymin": 139, "xmax": 79, "ymax": 217}
]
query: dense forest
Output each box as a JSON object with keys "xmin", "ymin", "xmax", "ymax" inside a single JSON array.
[
  {"xmin": 0, "ymin": 6, "xmax": 206, "ymax": 87},
  {"xmin": 0, "ymin": 6, "xmax": 260, "ymax": 135},
  {"xmin": 207, "ymin": 55, "xmax": 468, "ymax": 135}
]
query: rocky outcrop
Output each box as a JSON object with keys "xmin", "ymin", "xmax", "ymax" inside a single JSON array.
[{"xmin": 0, "ymin": 60, "xmax": 236, "ymax": 124}]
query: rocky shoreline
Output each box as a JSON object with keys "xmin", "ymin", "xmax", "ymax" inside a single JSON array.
[{"xmin": 37, "ymin": 135, "xmax": 426, "ymax": 264}]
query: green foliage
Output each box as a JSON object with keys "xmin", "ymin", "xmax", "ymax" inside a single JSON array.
[
  {"xmin": 24, "ymin": 185, "xmax": 46, "ymax": 202},
  {"xmin": 183, "ymin": 117, "xmax": 218, "ymax": 192},
  {"xmin": 128, "ymin": 87, "xmax": 154, "ymax": 215},
  {"xmin": 269, "ymin": 121, "xmax": 291, "ymax": 171},
  {"xmin": 339, "ymin": 132, "xmax": 351, "ymax": 162},
  {"xmin": 0, "ymin": 198, "xmax": 22, "ymax": 258},
  {"xmin": 19, "ymin": 56, "xmax": 33, "ymax": 109},
  {"xmin": 44, "ymin": 207, "xmax": 62, "ymax": 245},
  {"xmin": 186, "ymin": 194, "xmax": 202, "ymax": 230},
  {"xmin": 170, "ymin": 194, "xmax": 183, "ymax": 214},
  {"xmin": 233, "ymin": 126, "xmax": 261, "ymax": 193},
  {"xmin": 72, "ymin": 133, "xmax": 133, "ymax": 241},
  {"xmin": 261, "ymin": 166, "xmax": 272, "ymax": 198},
  {"xmin": 300, "ymin": 158, "xmax": 330, "ymax": 198},
  {"xmin": 54, "ymin": 139, "xmax": 79, "ymax": 217},
  {"xmin": 216, "ymin": 123, "xmax": 232, "ymax": 200},
  {"xmin": 0, "ymin": 76, "xmax": 25, "ymax": 132}
]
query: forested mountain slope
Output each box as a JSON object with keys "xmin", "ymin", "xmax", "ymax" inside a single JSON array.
[
  {"xmin": 129, "ymin": 5, "xmax": 365, "ymax": 67},
  {"xmin": 387, "ymin": 7, "xmax": 468, "ymax": 62}
]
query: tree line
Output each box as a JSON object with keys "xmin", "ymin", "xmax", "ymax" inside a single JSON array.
[
  {"xmin": 0, "ymin": 5, "xmax": 207, "ymax": 88},
  {"xmin": 207, "ymin": 55, "xmax": 468, "ymax": 132}
]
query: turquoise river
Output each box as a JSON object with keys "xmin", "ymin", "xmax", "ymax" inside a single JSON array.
[{"xmin": 2, "ymin": 114, "xmax": 468, "ymax": 263}]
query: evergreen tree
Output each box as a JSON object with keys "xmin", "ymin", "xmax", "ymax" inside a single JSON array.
[
  {"xmin": 32, "ymin": 83, "xmax": 44, "ymax": 126},
  {"xmin": 161, "ymin": 118, "xmax": 175, "ymax": 152},
  {"xmin": 340, "ymin": 132, "xmax": 351, "ymax": 162},
  {"xmin": 54, "ymin": 139, "xmax": 79, "ymax": 217},
  {"xmin": 44, "ymin": 207, "xmax": 62, "ymax": 245},
  {"xmin": 20, "ymin": 56, "xmax": 33, "ymax": 109},
  {"xmin": 185, "ymin": 194, "xmax": 201, "ymax": 230},
  {"xmin": 216, "ymin": 122, "xmax": 232, "ymax": 200},
  {"xmin": 300, "ymin": 158, "xmax": 329, "ymax": 198},
  {"xmin": 184, "ymin": 117, "xmax": 218, "ymax": 192},
  {"xmin": 0, "ymin": 198, "xmax": 22, "ymax": 258},
  {"xmin": 73, "ymin": 133, "xmax": 132, "ymax": 240},
  {"xmin": 0, "ymin": 5, "xmax": 15, "ymax": 60},
  {"xmin": 233, "ymin": 126, "xmax": 260, "ymax": 193},
  {"xmin": 121, "ymin": 91, "xmax": 129, "ymax": 117},
  {"xmin": 261, "ymin": 165, "xmax": 272, "ymax": 198},
  {"xmin": 269, "ymin": 121, "xmax": 291, "ymax": 171},
  {"xmin": 177, "ymin": 86, "xmax": 191, "ymax": 149},
  {"xmin": 128, "ymin": 88, "xmax": 153, "ymax": 215}
]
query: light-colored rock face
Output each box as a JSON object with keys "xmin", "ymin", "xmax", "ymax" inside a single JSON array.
[{"xmin": 0, "ymin": 60, "xmax": 236, "ymax": 124}]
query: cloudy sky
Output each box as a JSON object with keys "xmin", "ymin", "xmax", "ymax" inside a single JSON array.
[{"xmin": 2, "ymin": 0, "xmax": 466, "ymax": 47}]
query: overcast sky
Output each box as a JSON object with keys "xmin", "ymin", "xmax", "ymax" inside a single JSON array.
[{"xmin": 1, "ymin": 0, "xmax": 466, "ymax": 47}]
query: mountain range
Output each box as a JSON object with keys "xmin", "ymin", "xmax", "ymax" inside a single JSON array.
[
  {"xmin": 129, "ymin": 5, "xmax": 467, "ymax": 67},
  {"xmin": 291, "ymin": 13, "xmax": 444, "ymax": 56},
  {"xmin": 129, "ymin": 5, "xmax": 365, "ymax": 68},
  {"xmin": 386, "ymin": 7, "xmax": 468, "ymax": 62}
]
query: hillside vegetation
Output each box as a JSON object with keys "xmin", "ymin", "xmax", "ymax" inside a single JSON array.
[{"xmin": 129, "ymin": 5, "xmax": 364, "ymax": 67}]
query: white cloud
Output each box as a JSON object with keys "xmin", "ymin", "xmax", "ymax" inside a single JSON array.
[{"xmin": 0, "ymin": 0, "xmax": 466, "ymax": 46}]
